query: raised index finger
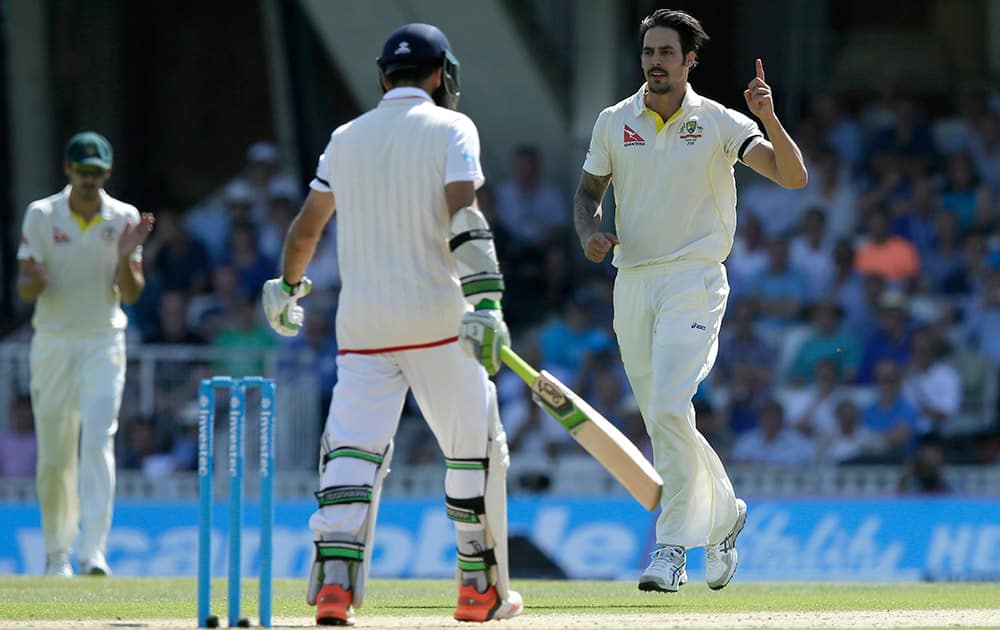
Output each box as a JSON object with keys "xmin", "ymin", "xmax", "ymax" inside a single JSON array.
[{"xmin": 756, "ymin": 58, "xmax": 765, "ymax": 82}]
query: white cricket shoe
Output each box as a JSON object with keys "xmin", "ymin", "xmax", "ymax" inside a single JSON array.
[
  {"xmin": 637, "ymin": 544, "xmax": 686, "ymax": 592},
  {"xmin": 705, "ymin": 498, "xmax": 747, "ymax": 590},
  {"xmin": 80, "ymin": 552, "xmax": 111, "ymax": 576},
  {"xmin": 44, "ymin": 552, "xmax": 74, "ymax": 577}
]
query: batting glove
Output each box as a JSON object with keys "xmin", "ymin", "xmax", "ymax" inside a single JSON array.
[
  {"xmin": 262, "ymin": 276, "xmax": 312, "ymax": 337},
  {"xmin": 459, "ymin": 308, "xmax": 509, "ymax": 376}
]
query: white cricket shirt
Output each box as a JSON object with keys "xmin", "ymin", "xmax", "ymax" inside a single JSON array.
[
  {"xmin": 17, "ymin": 186, "xmax": 142, "ymax": 337},
  {"xmin": 583, "ymin": 83, "xmax": 763, "ymax": 269},
  {"xmin": 310, "ymin": 87, "xmax": 484, "ymax": 351}
]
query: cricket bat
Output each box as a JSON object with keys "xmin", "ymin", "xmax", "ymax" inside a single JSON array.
[{"xmin": 499, "ymin": 346, "xmax": 663, "ymax": 511}]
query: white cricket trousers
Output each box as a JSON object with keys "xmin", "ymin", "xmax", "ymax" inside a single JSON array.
[
  {"xmin": 30, "ymin": 330, "xmax": 125, "ymax": 559},
  {"xmin": 310, "ymin": 341, "xmax": 492, "ymax": 538},
  {"xmin": 614, "ymin": 261, "xmax": 738, "ymax": 549}
]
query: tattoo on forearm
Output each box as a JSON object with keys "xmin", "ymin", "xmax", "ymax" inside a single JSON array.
[{"xmin": 573, "ymin": 172, "xmax": 611, "ymax": 238}]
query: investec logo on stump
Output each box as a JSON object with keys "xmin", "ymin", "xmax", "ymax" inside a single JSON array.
[{"xmin": 623, "ymin": 124, "xmax": 645, "ymax": 146}]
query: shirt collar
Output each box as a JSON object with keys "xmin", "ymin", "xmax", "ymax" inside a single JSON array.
[
  {"xmin": 381, "ymin": 86, "xmax": 433, "ymax": 104},
  {"xmin": 631, "ymin": 82, "xmax": 703, "ymax": 118},
  {"xmin": 60, "ymin": 185, "xmax": 112, "ymax": 221}
]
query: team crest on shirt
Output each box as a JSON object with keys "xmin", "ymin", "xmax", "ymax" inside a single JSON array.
[
  {"xmin": 623, "ymin": 124, "xmax": 645, "ymax": 147},
  {"xmin": 53, "ymin": 226, "xmax": 71, "ymax": 243},
  {"xmin": 680, "ymin": 118, "xmax": 703, "ymax": 145},
  {"xmin": 101, "ymin": 225, "xmax": 117, "ymax": 241}
]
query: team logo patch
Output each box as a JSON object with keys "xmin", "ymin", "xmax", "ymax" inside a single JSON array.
[
  {"xmin": 623, "ymin": 124, "xmax": 645, "ymax": 146},
  {"xmin": 53, "ymin": 226, "xmax": 71, "ymax": 243},
  {"xmin": 679, "ymin": 118, "xmax": 703, "ymax": 145},
  {"xmin": 101, "ymin": 225, "xmax": 116, "ymax": 241},
  {"xmin": 394, "ymin": 41, "xmax": 411, "ymax": 55}
]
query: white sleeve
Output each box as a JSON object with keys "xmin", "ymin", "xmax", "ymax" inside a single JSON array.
[
  {"xmin": 923, "ymin": 366, "xmax": 962, "ymax": 415},
  {"xmin": 445, "ymin": 115, "xmax": 485, "ymax": 189},
  {"xmin": 721, "ymin": 108, "xmax": 764, "ymax": 164},
  {"xmin": 582, "ymin": 109, "xmax": 612, "ymax": 177},
  {"xmin": 17, "ymin": 205, "xmax": 46, "ymax": 263},
  {"xmin": 309, "ymin": 133, "xmax": 336, "ymax": 193}
]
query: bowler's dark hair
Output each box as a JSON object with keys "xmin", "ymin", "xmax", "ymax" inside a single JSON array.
[{"xmin": 639, "ymin": 9, "xmax": 709, "ymax": 63}]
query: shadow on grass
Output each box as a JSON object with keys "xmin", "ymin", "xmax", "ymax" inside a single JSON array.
[{"xmin": 378, "ymin": 602, "xmax": 679, "ymax": 611}]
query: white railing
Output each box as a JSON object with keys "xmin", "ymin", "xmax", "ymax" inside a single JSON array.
[
  {"xmin": 0, "ymin": 341, "xmax": 323, "ymax": 477},
  {"xmin": 2, "ymin": 457, "xmax": 997, "ymax": 503}
]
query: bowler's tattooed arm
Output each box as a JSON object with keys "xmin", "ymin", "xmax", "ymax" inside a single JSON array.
[{"xmin": 573, "ymin": 171, "xmax": 612, "ymax": 245}]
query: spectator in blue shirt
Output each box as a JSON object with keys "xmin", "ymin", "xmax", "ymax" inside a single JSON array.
[
  {"xmin": 717, "ymin": 300, "xmax": 775, "ymax": 382},
  {"xmin": 865, "ymin": 99, "xmax": 936, "ymax": 172},
  {"xmin": 789, "ymin": 208, "xmax": 836, "ymax": 301},
  {"xmin": 221, "ymin": 222, "xmax": 276, "ymax": 299},
  {"xmin": 857, "ymin": 290, "xmax": 912, "ymax": 384},
  {"xmin": 539, "ymin": 293, "xmax": 614, "ymax": 385},
  {"xmin": 891, "ymin": 175, "xmax": 940, "ymax": 260},
  {"xmin": 938, "ymin": 151, "xmax": 981, "ymax": 231},
  {"xmin": 731, "ymin": 399, "xmax": 816, "ymax": 468},
  {"xmin": 148, "ymin": 209, "xmax": 212, "ymax": 296},
  {"xmin": 812, "ymin": 93, "xmax": 864, "ymax": 171},
  {"xmin": 862, "ymin": 359, "xmax": 922, "ymax": 460},
  {"xmin": 752, "ymin": 237, "xmax": 808, "ymax": 333},
  {"xmin": 921, "ymin": 210, "xmax": 966, "ymax": 293},
  {"xmin": 830, "ymin": 241, "xmax": 873, "ymax": 335},
  {"xmin": 788, "ymin": 298, "xmax": 861, "ymax": 384}
]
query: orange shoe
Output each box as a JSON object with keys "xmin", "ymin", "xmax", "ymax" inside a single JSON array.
[
  {"xmin": 454, "ymin": 584, "xmax": 523, "ymax": 622},
  {"xmin": 316, "ymin": 584, "xmax": 355, "ymax": 626}
]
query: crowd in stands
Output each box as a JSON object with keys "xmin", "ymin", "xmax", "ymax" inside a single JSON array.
[{"xmin": 5, "ymin": 89, "xmax": 1000, "ymax": 496}]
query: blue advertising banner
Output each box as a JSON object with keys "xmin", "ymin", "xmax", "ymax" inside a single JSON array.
[{"xmin": 2, "ymin": 497, "xmax": 998, "ymax": 581}]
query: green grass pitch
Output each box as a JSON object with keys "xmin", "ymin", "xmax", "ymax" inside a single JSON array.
[{"xmin": 0, "ymin": 577, "xmax": 998, "ymax": 629}]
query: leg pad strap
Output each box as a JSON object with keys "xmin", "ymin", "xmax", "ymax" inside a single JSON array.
[
  {"xmin": 446, "ymin": 495, "xmax": 486, "ymax": 524},
  {"xmin": 315, "ymin": 486, "xmax": 372, "ymax": 507},
  {"xmin": 457, "ymin": 548, "xmax": 497, "ymax": 572}
]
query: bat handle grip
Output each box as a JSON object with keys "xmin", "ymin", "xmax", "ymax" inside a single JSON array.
[{"xmin": 499, "ymin": 345, "xmax": 539, "ymax": 383}]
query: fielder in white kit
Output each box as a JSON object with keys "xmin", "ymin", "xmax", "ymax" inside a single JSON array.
[
  {"xmin": 574, "ymin": 9, "xmax": 808, "ymax": 592},
  {"xmin": 17, "ymin": 131, "xmax": 155, "ymax": 577},
  {"xmin": 261, "ymin": 23, "xmax": 522, "ymax": 626}
]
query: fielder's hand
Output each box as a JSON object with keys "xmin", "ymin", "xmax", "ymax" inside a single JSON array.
[
  {"xmin": 118, "ymin": 213, "xmax": 156, "ymax": 258},
  {"xmin": 744, "ymin": 58, "xmax": 776, "ymax": 122},
  {"xmin": 582, "ymin": 231, "xmax": 619, "ymax": 263},
  {"xmin": 262, "ymin": 276, "xmax": 312, "ymax": 337},
  {"xmin": 459, "ymin": 309, "xmax": 510, "ymax": 376}
]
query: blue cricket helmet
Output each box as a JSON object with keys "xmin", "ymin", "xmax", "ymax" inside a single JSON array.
[{"xmin": 376, "ymin": 23, "xmax": 461, "ymax": 110}]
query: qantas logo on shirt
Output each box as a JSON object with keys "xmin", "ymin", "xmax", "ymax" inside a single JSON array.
[
  {"xmin": 53, "ymin": 226, "xmax": 71, "ymax": 243},
  {"xmin": 623, "ymin": 124, "xmax": 645, "ymax": 146}
]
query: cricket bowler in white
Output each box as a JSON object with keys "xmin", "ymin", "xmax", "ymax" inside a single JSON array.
[
  {"xmin": 17, "ymin": 131, "xmax": 155, "ymax": 577},
  {"xmin": 262, "ymin": 23, "xmax": 522, "ymax": 626},
  {"xmin": 575, "ymin": 9, "xmax": 808, "ymax": 592}
]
